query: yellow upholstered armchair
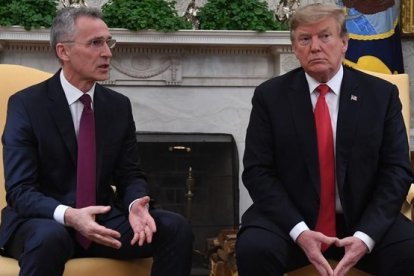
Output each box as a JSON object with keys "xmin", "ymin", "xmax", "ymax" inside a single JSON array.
[
  {"xmin": 0, "ymin": 64, "xmax": 152, "ymax": 276},
  {"xmin": 286, "ymin": 70, "xmax": 414, "ymax": 276}
]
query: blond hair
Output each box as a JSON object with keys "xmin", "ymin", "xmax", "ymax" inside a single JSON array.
[{"xmin": 289, "ymin": 3, "xmax": 347, "ymax": 41}]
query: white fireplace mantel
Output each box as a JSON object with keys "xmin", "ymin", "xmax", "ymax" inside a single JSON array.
[
  {"xmin": 0, "ymin": 26, "xmax": 292, "ymax": 45},
  {"xmin": 0, "ymin": 27, "xmax": 299, "ymax": 217},
  {"xmin": 0, "ymin": 27, "xmax": 297, "ymax": 87}
]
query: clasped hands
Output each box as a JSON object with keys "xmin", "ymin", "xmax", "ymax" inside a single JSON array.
[
  {"xmin": 297, "ymin": 230, "xmax": 368, "ymax": 276},
  {"xmin": 64, "ymin": 196, "xmax": 156, "ymax": 249}
]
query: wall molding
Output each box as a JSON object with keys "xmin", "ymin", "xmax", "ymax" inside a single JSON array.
[{"xmin": 0, "ymin": 27, "xmax": 297, "ymax": 87}]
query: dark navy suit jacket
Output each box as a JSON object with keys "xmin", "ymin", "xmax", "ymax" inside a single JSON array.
[
  {"xmin": 241, "ymin": 66, "xmax": 414, "ymax": 248},
  {"xmin": 0, "ymin": 70, "xmax": 148, "ymax": 248}
]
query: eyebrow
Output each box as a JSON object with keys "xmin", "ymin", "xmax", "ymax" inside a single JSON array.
[
  {"xmin": 296, "ymin": 27, "xmax": 332, "ymax": 36},
  {"xmin": 88, "ymin": 35, "xmax": 112, "ymax": 41}
]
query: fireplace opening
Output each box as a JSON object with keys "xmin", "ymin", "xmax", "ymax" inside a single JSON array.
[{"xmin": 136, "ymin": 132, "xmax": 240, "ymax": 275}]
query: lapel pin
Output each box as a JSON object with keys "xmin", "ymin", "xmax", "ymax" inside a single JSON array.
[{"xmin": 351, "ymin": 95, "xmax": 358, "ymax": 101}]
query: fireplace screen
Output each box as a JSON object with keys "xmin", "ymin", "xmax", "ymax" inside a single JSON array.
[{"xmin": 136, "ymin": 132, "xmax": 239, "ymax": 275}]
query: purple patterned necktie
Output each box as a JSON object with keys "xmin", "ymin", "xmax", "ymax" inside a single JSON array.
[{"xmin": 76, "ymin": 94, "xmax": 96, "ymax": 249}]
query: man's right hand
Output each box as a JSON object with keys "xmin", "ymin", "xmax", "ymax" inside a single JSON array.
[
  {"xmin": 64, "ymin": 206, "xmax": 122, "ymax": 249},
  {"xmin": 296, "ymin": 230, "xmax": 338, "ymax": 276}
]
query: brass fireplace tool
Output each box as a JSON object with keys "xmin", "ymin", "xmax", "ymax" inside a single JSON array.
[{"xmin": 185, "ymin": 166, "xmax": 194, "ymax": 222}]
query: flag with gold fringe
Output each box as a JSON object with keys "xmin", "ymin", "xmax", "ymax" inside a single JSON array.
[{"xmin": 338, "ymin": 0, "xmax": 404, "ymax": 74}]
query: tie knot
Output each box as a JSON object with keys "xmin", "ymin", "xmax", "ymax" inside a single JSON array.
[
  {"xmin": 317, "ymin": 84, "xmax": 330, "ymax": 97},
  {"xmin": 79, "ymin": 94, "xmax": 92, "ymax": 107}
]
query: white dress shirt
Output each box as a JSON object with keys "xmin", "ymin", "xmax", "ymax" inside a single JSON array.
[
  {"xmin": 53, "ymin": 71, "xmax": 95, "ymax": 225},
  {"xmin": 52, "ymin": 71, "xmax": 141, "ymax": 224}
]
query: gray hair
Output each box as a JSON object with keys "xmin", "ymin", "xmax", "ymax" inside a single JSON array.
[
  {"xmin": 289, "ymin": 3, "xmax": 347, "ymax": 41},
  {"xmin": 50, "ymin": 6, "xmax": 103, "ymax": 58}
]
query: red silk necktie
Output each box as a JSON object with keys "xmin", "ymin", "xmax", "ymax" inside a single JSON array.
[
  {"xmin": 76, "ymin": 94, "xmax": 96, "ymax": 249},
  {"xmin": 314, "ymin": 84, "xmax": 336, "ymax": 252}
]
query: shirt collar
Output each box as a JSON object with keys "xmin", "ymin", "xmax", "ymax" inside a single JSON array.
[
  {"xmin": 305, "ymin": 65, "xmax": 343, "ymax": 95},
  {"xmin": 60, "ymin": 70, "xmax": 96, "ymax": 105}
]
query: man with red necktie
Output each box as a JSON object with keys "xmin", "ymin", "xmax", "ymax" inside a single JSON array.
[{"xmin": 236, "ymin": 3, "xmax": 414, "ymax": 276}]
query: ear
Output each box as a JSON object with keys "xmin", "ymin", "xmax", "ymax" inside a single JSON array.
[
  {"xmin": 342, "ymin": 35, "xmax": 349, "ymax": 53},
  {"xmin": 56, "ymin": 43, "xmax": 71, "ymax": 62}
]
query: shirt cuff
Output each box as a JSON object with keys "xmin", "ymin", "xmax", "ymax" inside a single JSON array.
[
  {"xmin": 289, "ymin": 221, "xmax": 309, "ymax": 242},
  {"xmin": 129, "ymin": 199, "xmax": 140, "ymax": 212},
  {"xmin": 129, "ymin": 198, "xmax": 150, "ymax": 212},
  {"xmin": 354, "ymin": 231, "xmax": 375, "ymax": 252},
  {"xmin": 53, "ymin": 204, "xmax": 70, "ymax": 225}
]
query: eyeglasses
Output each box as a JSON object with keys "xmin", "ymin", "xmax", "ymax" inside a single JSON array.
[{"xmin": 61, "ymin": 38, "xmax": 116, "ymax": 49}]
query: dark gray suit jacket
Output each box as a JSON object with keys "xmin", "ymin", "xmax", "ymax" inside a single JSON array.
[
  {"xmin": 241, "ymin": 66, "xmax": 414, "ymax": 248},
  {"xmin": 0, "ymin": 70, "xmax": 148, "ymax": 248}
]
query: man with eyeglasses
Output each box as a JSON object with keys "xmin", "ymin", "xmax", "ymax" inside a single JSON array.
[
  {"xmin": 0, "ymin": 6, "xmax": 193, "ymax": 276},
  {"xmin": 236, "ymin": 3, "xmax": 414, "ymax": 276}
]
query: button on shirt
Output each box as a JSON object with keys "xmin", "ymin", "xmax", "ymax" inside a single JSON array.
[{"xmin": 289, "ymin": 65, "xmax": 375, "ymax": 252}]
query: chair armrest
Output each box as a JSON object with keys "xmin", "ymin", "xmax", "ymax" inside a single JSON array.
[
  {"xmin": 401, "ymin": 184, "xmax": 414, "ymax": 221},
  {"xmin": 406, "ymin": 184, "xmax": 414, "ymax": 205}
]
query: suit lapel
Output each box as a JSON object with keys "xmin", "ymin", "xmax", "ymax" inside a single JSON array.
[
  {"xmin": 46, "ymin": 72, "xmax": 77, "ymax": 164},
  {"xmin": 287, "ymin": 68, "xmax": 362, "ymax": 195},
  {"xmin": 288, "ymin": 71, "xmax": 320, "ymax": 194},
  {"xmin": 93, "ymin": 84, "xmax": 108, "ymax": 188},
  {"xmin": 336, "ymin": 68, "xmax": 361, "ymax": 193},
  {"xmin": 48, "ymin": 79, "xmax": 109, "ymax": 191}
]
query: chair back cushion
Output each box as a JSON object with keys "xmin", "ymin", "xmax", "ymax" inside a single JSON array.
[{"xmin": 358, "ymin": 70, "xmax": 410, "ymax": 136}]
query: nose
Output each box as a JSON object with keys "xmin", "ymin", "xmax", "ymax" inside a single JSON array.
[
  {"xmin": 101, "ymin": 43, "xmax": 113, "ymax": 58},
  {"xmin": 309, "ymin": 36, "xmax": 321, "ymax": 51}
]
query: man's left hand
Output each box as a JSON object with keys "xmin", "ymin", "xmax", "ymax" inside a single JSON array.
[
  {"xmin": 129, "ymin": 196, "xmax": 157, "ymax": 246},
  {"xmin": 333, "ymin": 236, "xmax": 368, "ymax": 276}
]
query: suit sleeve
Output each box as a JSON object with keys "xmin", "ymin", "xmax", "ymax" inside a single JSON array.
[
  {"xmin": 110, "ymin": 97, "xmax": 149, "ymax": 210},
  {"xmin": 242, "ymin": 86, "xmax": 306, "ymax": 233},
  {"xmin": 354, "ymin": 84, "xmax": 413, "ymax": 242},
  {"xmin": 2, "ymin": 93, "xmax": 61, "ymax": 219}
]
